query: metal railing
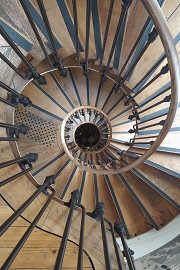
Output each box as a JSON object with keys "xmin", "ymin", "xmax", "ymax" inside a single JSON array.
[
  {"xmin": 0, "ymin": 177, "xmax": 135, "ymax": 269},
  {"xmin": 0, "ymin": 0, "xmax": 179, "ymax": 268},
  {"xmin": 0, "ymin": 176, "xmax": 55, "ymax": 270},
  {"xmin": 0, "ymin": 0, "xmax": 178, "ymax": 174}
]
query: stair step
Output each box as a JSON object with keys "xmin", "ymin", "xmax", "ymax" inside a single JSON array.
[
  {"xmin": 107, "ymin": 174, "xmax": 152, "ymax": 237},
  {"xmin": 121, "ymin": 171, "xmax": 178, "ymax": 228}
]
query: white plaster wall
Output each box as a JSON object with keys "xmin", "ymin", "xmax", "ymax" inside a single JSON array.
[{"xmin": 117, "ymin": 214, "xmax": 180, "ymax": 259}]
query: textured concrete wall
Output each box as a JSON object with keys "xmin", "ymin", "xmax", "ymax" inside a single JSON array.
[
  {"xmin": 134, "ymin": 235, "xmax": 180, "ymax": 270},
  {"xmin": 0, "ymin": 0, "xmax": 45, "ymax": 65}
]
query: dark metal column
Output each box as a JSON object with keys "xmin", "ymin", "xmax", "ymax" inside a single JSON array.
[
  {"xmin": 0, "ymin": 153, "xmax": 38, "ymax": 169},
  {"xmin": 0, "ymin": 164, "xmax": 32, "ymax": 187},
  {"xmin": 99, "ymin": 0, "xmax": 114, "ymax": 69},
  {"xmin": 0, "ymin": 52, "xmax": 26, "ymax": 79},
  {"xmin": 54, "ymin": 189, "xmax": 80, "ymax": 270},
  {"xmin": 114, "ymin": 221, "xmax": 136, "ymax": 270},
  {"xmin": 20, "ymin": 0, "xmax": 54, "ymax": 69},
  {"xmin": 72, "ymin": 0, "xmax": 80, "ymax": 65},
  {"xmin": 77, "ymin": 204, "xmax": 86, "ymax": 270},
  {"xmin": 103, "ymin": 0, "xmax": 132, "ymax": 78},
  {"xmin": 88, "ymin": 202, "xmax": 112, "ymax": 270},
  {"xmin": 0, "ymin": 175, "xmax": 54, "ymax": 236},
  {"xmin": 0, "ymin": 81, "xmax": 32, "ymax": 107},
  {"xmin": 1, "ymin": 187, "xmax": 55, "ymax": 270},
  {"xmin": 105, "ymin": 218, "xmax": 123, "ymax": 270},
  {"xmin": 36, "ymin": 0, "xmax": 66, "ymax": 76}
]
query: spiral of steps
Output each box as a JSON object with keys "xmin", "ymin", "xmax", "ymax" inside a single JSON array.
[{"xmin": 0, "ymin": 0, "xmax": 179, "ymax": 269}]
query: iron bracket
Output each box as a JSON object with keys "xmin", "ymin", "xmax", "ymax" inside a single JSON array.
[
  {"xmin": 87, "ymin": 202, "xmax": 105, "ymax": 221},
  {"xmin": 7, "ymin": 124, "xmax": 30, "ymax": 139}
]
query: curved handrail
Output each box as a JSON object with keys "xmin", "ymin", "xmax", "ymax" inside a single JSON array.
[{"xmin": 121, "ymin": 0, "xmax": 179, "ymax": 170}]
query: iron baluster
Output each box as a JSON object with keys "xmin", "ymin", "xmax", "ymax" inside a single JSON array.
[
  {"xmin": 0, "ymin": 164, "xmax": 32, "ymax": 187},
  {"xmin": 60, "ymin": 166, "xmax": 78, "ymax": 200},
  {"xmin": 87, "ymin": 108, "xmax": 92, "ymax": 121},
  {"xmin": 103, "ymin": 0, "xmax": 132, "ymax": 79},
  {"xmin": 0, "ymin": 81, "xmax": 25, "ymax": 97},
  {"xmin": 101, "ymin": 84, "xmax": 116, "ymax": 110},
  {"xmin": 95, "ymin": 153, "xmax": 104, "ymax": 169},
  {"xmin": 128, "ymin": 95, "xmax": 171, "ymax": 120},
  {"xmin": 124, "ymin": 140, "xmax": 154, "ymax": 146},
  {"xmin": 0, "ymin": 52, "xmax": 26, "ymax": 79},
  {"xmin": 54, "ymin": 190, "xmax": 80, "ymax": 270},
  {"xmin": 137, "ymin": 84, "xmax": 171, "ymax": 109},
  {"xmin": 0, "ymin": 122, "xmax": 22, "ymax": 129},
  {"xmin": 105, "ymin": 218, "xmax": 123, "ymax": 270},
  {"xmin": 0, "ymin": 123, "xmax": 29, "ymax": 141},
  {"xmin": 7, "ymin": 123, "xmax": 29, "ymax": 138},
  {"xmin": 82, "ymin": 152, "xmax": 87, "ymax": 164},
  {"xmin": 129, "ymin": 120, "xmax": 166, "ymax": 133},
  {"xmin": 72, "ymin": 0, "xmax": 80, "ymax": 66},
  {"xmin": 20, "ymin": 0, "xmax": 54, "ymax": 69},
  {"xmin": 114, "ymin": 221, "xmax": 136, "ymax": 270},
  {"xmin": 116, "ymin": 150, "xmax": 126, "ymax": 161},
  {"xmin": 106, "ymin": 94, "xmax": 126, "ymax": 115},
  {"xmin": 50, "ymin": 72, "xmax": 74, "ymax": 108},
  {"xmin": 124, "ymin": 54, "xmax": 168, "ymax": 105},
  {"xmin": 77, "ymin": 204, "xmax": 86, "ymax": 270},
  {"xmin": 1, "ymin": 186, "xmax": 55, "ymax": 270},
  {"xmin": 104, "ymin": 148, "xmax": 122, "ymax": 168},
  {"xmin": 86, "ymin": 76, "xmax": 90, "ymax": 105},
  {"xmin": 125, "ymin": 140, "xmax": 153, "ymax": 146},
  {"xmin": 0, "ymin": 81, "xmax": 32, "ymax": 107},
  {"xmin": 126, "ymin": 64, "xmax": 169, "ymax": 104},
  {"xmin": 135, "ymin": 112, "xmax": 167, "ymax": 125},
  {"xmin": 68, "ymin": 68, "xmax": 82, "ymax": 106},
  {"xmin": 0, "ymin": 25, "xmax": 46, "ymax": 84},
  {"xmin": 83, "ymin": 0, "xmax": 92, "ymax": 105},
  {"xmin": 0, "ymin": 175, "xmax": 55, "ymax": 236},
  {"xmin": 121, "ymin": 27, "xmax": 158, "ymax": 88},
  {"xmin": 0, "ymin": 137, "xmax": 17, "ymax": 141},
  {"xmin": 36, "ymin": 0, "xmax": 66, "ymax": 76},
  {"xmin": 77, "ymin": 151, "xmax": 83, "ymax": 163},
  {"xmin": 100, "ymin": 207, "xmax": 112, "ymax": 270},
  {"xmin": 79, "ymin": 171, "xmax": 86, "ymax": 204},
  {"xmin": 100, "ymin": 152, "xmax": 111, "ymax": 169},
  {"xmin": 93, "ymin": 110, "xmax": 99, "ymax": 123},
  {"xmin": 99, "ymin": 0, "xmax": 115, "ymax": 69},
  {"xmin": 83, "ymin": 0, "xmax": 92, "ymax": 76},
  {"xmin": 118, "ymin": 18, "xmax": 151, "ymax": 77},
  {"xmin": 0, "ymin": 153, "xmax": 38, "ymax": 169},
  {"xmin": 105, "ymin": 175, "xmax": 130, "ymax": 238},
  {"xmin": 96, "ymin": 116, "xmax": 106, "ymax": 126},
  {"xmin": 130, "ymin": 135, "xmax": 158, "ymax": 142},
  {"xmin": 124, "ymin": 151, "xmax": 143, "ymax": 157},
  {"xmin": 95, "ymin": 76, "xmax": 104, "ymax": 107},
  {"xmin": 106, "ymin": 157, "xmax": 117, "ymax": 169},
  {"xmin": 93, "ymin": 173, "xmax": 99, "ymax": 204},
  {"xmin": 0, "ymin": 96, "xmax": 16, "ymax": 107},
  {"xmin": 88, "ymin": 202, "xmax": 112, "ymax": 270}
]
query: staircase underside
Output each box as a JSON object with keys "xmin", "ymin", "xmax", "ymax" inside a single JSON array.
[{"xmin": 0, "ymin": 0, "xmax": 179, "ymax": 269}]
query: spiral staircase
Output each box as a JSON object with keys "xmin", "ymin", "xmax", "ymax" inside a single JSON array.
[{"xmin": 0, "ymin": 0, "xmax": 179, "ymax": 269}]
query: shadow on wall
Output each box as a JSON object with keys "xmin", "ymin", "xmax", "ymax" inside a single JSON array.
[{"xmin": 134, "ymin": 235, "xmax": 180, "ymax": 270}]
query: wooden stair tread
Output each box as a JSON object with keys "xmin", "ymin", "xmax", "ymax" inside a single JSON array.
[
  {"xmin": 121, "ymin": 171, "xmax": 177, "ymax": 228},
  {"xmin": 0, "ymin": 199, "xmax": 92, "ymax": 269},
  {"xmin": 108, "ymin": 174, "xmax": 152, "ymax": 237}
]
